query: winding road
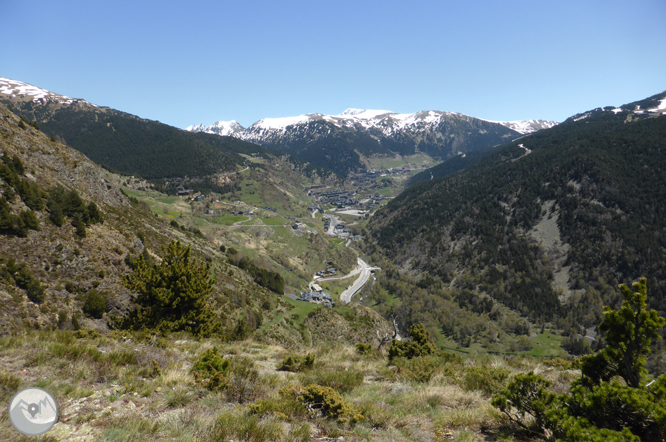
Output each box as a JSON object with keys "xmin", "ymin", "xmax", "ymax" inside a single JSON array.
[
  {"xmin": 340, "ymin": 258, "xmax": 380, "ymax": 303},
  {"xmin": 310, "ymin": 258, "xmax": 380, "ymax": 304}
]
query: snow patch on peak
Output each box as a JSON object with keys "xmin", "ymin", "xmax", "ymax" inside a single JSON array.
[
  {"xmin": 648, "ymin": 97, "xmax": 666, "ymax": 113},
  {"xmin": 251, "ymin": 114, "xmax": 313, "ymax": 131},
  {"xmin": 208, "ymin": 120, "xmax": 244, "ymax": 136},
  {"xmin": 187, "ymin": 120, "xmax": 245, "ymax": 136},
  {"xmin": 489, "ymin": 119, "xmax": 559, "ymax": 135},
  {"xmin": 0, "ymin": 77, "xmax": 87, "ymax": 106},
  {"xmin": 338, "ymin": 109, "xmax": 393, "ymax": 120}
]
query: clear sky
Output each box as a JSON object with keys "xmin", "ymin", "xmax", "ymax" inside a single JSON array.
[{"xmin": 2, "ymin": 0, "xmax": 665, "ymax": 129}]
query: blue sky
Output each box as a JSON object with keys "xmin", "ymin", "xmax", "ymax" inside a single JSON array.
[{"xmin": 2, "ymin": 0, "xmax": 665, "ymax": 128}]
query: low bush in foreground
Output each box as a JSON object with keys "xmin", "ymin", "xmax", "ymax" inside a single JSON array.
[{"xmin": 278, "ymin": 353, "xmax": 314, "ymax": 372}]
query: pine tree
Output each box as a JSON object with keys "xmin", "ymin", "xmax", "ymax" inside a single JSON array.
[
  {"xmin": 121, "ymin": 240, "xmax": 217, "ymax": 335},
  {"xmin": 588, "ymin": 278, "xmax": 666, "ymax": 388}
]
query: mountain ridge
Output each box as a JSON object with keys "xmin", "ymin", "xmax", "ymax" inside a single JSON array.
[
  {"xmin": 365, "ymin": 90, "xmax": 666, "ymax": 346},
  {"xmin": 190, "ymin": 109, "xmax": 558, "ymax": 137},
  {"xmin": 188, "ymin": 108, "xmax": 529, "ymax": 177}
]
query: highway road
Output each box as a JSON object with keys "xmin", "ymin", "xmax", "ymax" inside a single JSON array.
[{"xmin": 340, "ymin": 258, "xmax": 380, "ymax": 304}]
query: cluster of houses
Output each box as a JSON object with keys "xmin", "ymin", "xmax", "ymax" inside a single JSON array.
[
  {"xmin": 299, "ymin": 290, "xmax": 335, "ymax": 308},
  {"xmin": 262, "ymin": 206, "xmax": 277, "ymax": 213},
  {"xmin": 312, "ymin": 189, "xmax": 358, "ymax": 208}
]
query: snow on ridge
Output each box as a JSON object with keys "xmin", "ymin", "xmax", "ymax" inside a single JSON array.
[
  {"xmin": 648, "ymin": 97, "xmax": 666, "ymax": 113},
  {"xmin": 338, "ymin": 108, "xmax": 394, "ymax": 120},
  {"xmin": 484, "ymin": 119, "xmax": 559, "ymax": 135},
  {"xmin": 0, "ymin": 77, "xmax": 83, "ymax": 106},
  {"xmin": 251, "ymin": 114, "xmax": 313, "ymax": 131},
  {"xmin": 208, "ymin": 120, "xmax": 244, "ymax": 135}
]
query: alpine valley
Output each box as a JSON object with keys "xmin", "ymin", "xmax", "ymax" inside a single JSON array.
[
  {"xmin": 1, "ymin": 76, "xmax": 665, "ymax": 442},
  {"xmin": 188, "ymin": 108, "xmax": 557, "ymax": 177}
]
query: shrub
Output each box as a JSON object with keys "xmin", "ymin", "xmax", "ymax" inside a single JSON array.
[
  {"xmin": 191, "ymin": 347, "xmax": 230, "ymax": 391},
  {"xmin": 278, "ymin": 354, "xmax": 315, "ymax": 372},
  {"xmin": 356, "ymin": 343, "xmax": 373, "ymax": 355},
  {"xmin": 491, "ymin": 372, "xmax": 555, "ymax": 434},
  {"xmin": 25, "ymin": 280, "xmax": 46, "ymax": 304},
  {"xmin": 226, "ymin": 356, "xmax": 260, "ymax": 404},
  {"xmin": 388, "ymin": 322, "xmax": 437, "ymax": 361},
  {"xmin": 82, "ymin": 289, "xmax": 107, "ymax": 319},
  {"xmin": 392, "ymin": 355, "xmax": 442, "ymax": 383},
  {"xmin": 1, "ymin": 258, "xmax": 46, "ymax": 304},
  {"xmin": 460, "ymin": 365, "xmax": 510, "ymax": 396},
  {"xmin": 73, "ymin": 328, "xmax": 101, "ymax": 339},
  {"xmin": 298, "ymin": 384, "xmax": 364, "ymax": 424}
]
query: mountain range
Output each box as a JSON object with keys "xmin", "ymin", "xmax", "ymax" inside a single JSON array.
[
  {"xmin": 188, "ymin": 109, "xmax": 558, "ymax": 176},
  {"xmin": 0, "ymin": 77, "xmax": 559, "ymax": 181},
  {"xmin": 0, "ymin": 78, "xmax": 283, "ymax": 192},
  {"xmin": 365, "ymin": 91, "xmax": 666, "ymax": 355}
]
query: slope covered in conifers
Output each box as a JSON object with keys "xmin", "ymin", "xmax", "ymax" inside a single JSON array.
[{"xmin": 366, "ymin": 92, "xmax": 666, "ymax": 334}]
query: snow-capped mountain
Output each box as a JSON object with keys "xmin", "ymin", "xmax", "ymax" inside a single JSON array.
[
  {"xmin": 188, "ymin": 109, "xmax": 528, "ymax": 176},
  {"xmin": 186, "ymin": 120, "xmax": 244, "ymax": 137},
  {"xmin": 494, "ymin": 119, "xmax": 559, "ymax": 135},
  {"xmin": 0, "ymin": 78, "xmax": 260, "ymax": 181},
  {"xmin": 0, "ymin": 77, "xmax": 93, "ymax": 107}
]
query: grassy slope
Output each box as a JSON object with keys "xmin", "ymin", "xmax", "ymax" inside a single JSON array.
[{"xmin": 0, "ymin": 329, "xmax": 577, "ymax": 442}]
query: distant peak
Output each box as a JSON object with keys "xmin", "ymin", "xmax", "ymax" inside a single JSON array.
[
  {"xmin": 0, "ymin": 77, "xmax": 87, "ymax": 106},
  {"xmin": 187, "ymin": 119, "xmax": 245, "ymax": 136},
  {"xmin": 338, "ymin": 109, "xmax": 393, "ymax": 119}
]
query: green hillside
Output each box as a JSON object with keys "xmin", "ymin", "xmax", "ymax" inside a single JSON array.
[{"xmin": 366, "ymin": 92, "xmax": 666, "ymax": 365}]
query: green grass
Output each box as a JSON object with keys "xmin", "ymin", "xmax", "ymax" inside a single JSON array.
[
  {"xmin": 257, "ymin": 296, "xmax": 323, "ymax": 333},
  {"xmin": 210, "ymin": 216, "xmax": 249, "ymax": 225},
  {"xmin": 527, "ymin": 331, "xmax": 564, "ymax": 357},
  {"xmin": 260, "ymin": 217, "xmax": 289, "ymax": 226},
  {"xmin": 154, "ymin": 195, "xmax": 179, "ymax": 204}
]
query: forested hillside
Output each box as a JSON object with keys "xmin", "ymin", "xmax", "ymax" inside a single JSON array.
[
  {"xmin": 0, "ymin": 97, "xmax": 337, "ymax": 196},
  {"xmin": 365, "ymin": 92, "xmax": 666, "ymax": 361}
]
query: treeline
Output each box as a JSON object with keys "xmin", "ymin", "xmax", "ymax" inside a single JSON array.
[
  {"xmin": 236, "ymin": 257, "xmax": 285, "ymax": 295},
  {"xmin": 224, "ymin": 247, "xmax": 285, "ymax": 295},
  {"xmin": 1, "ymin": 152, "xmax": 103, "ymax": 238},
  {"xmin": 0, "ymin": 258, "xmax": 45, "ymax": 304},
  {"xmin": 46, "ymin": 186, "xmax": 103, "ymax": 237},
  {"xmin": 1, "ymin": 153, "xmax": 42, "ymax": 236}
]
